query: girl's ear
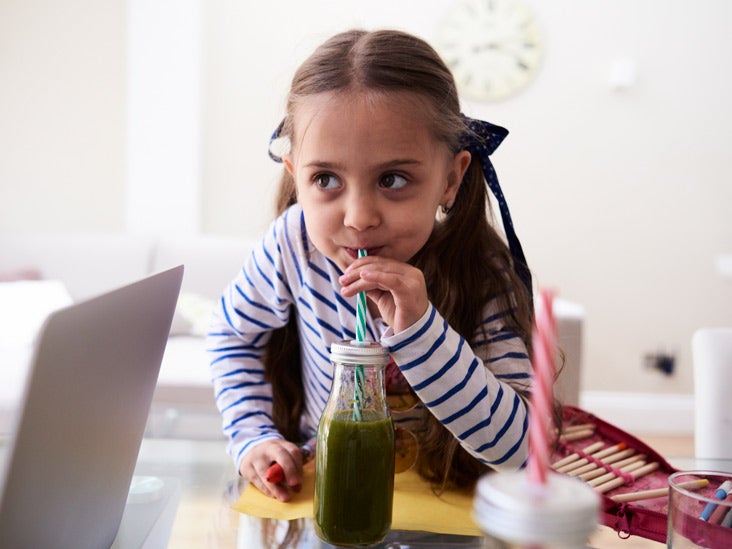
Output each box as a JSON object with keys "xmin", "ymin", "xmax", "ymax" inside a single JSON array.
[
  {"xmin": 453, "ymin": 150, "xmax": 472, "ymax": 186},
  {"xmin": 445, "ymin": 150, "xmax": 472, "ymax": 201}
]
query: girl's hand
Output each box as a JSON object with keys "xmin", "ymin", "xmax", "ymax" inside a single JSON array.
[
  {"xmin": 239, "ymin": 439, "xmax": 304, "ymax": 502},
  {"xmin": 339, "ymin": 256, "xmax": 429, "ymax": 334}
]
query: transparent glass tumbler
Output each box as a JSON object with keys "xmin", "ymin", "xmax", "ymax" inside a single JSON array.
[{"xmin": 667, "ymin": 470, "xmax": 732, "ymax": 548}]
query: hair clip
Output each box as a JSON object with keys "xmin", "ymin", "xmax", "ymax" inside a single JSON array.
[{"xmin": 268, "ymin": 119, "xmax": 286, "ymax": 163}]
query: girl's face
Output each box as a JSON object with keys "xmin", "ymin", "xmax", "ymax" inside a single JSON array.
[{"xmin": 284, "ymin": 91, "xmax": 471, "ymax": 271}]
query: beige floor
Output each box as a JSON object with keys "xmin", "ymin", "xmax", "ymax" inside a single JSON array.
[{"xmin": 587, "ymin": 434, "xmax": 694, "ymax": 548}]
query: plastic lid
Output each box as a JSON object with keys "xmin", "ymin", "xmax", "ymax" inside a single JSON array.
[
  {"xmin": 330, "ymin": 340, "xmax": 389, "ymax": 365},
  {"xmin": 473, "ymin": 470, "xmax": 599, "ymax": 545}
]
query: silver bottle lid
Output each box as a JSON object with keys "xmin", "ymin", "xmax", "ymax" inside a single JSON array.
[{"xmin": 330, "ymin": 340, "xmax": 389, "ymax": 365}]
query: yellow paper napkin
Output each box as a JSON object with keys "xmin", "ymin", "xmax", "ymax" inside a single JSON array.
[{"xmin": 232, "ymin": 463, "xmax": 481, "ymax": 537}]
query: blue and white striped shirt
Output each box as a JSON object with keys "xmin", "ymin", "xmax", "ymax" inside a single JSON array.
[{"xmin": 207, "ymin": 204, "xmax": 532, "ymax": 472}]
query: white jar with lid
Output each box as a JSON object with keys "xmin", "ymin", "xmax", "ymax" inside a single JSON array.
[{"xmin": 473, "ymin": 470, "xmax": 599, "ymax": 549}]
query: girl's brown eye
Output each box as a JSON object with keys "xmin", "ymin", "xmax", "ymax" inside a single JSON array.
[
  {"xmin": 314, "ymin": 173, "xmax": 339, "ymax": 190},
  {"xmin": 380, "ymin": 173, "xmax": 407, "ymax": 189}
]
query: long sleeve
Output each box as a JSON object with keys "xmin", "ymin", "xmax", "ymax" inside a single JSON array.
[
  {"xmin": 207, "ymin": 212, "xmax": 298, "ymax": 467},
  {"xmin": 207, "ymin": 205, "xmax": 368, "ymax": 468},
  {"xmin": 382, "ymin": 302, "xmax": 532, "ymax": 471}
]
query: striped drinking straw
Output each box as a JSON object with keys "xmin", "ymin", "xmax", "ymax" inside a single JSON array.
[
  {"xmin": 352, "ymin": 249, "xmax": 368, "ymax": 421},
  {"xmin": 528, "ymin": 289, "xmax": 557, "ymax": 487}
]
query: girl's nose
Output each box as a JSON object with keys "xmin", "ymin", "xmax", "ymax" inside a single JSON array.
[{"xmin": 343, "ymin": 191, "xmax": 380, "ymax": 232}]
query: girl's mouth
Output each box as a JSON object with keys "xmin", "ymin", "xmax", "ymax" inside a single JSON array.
[{"xmin": 345, "ymin": 246, "xmax": 382, "ymax": 259}]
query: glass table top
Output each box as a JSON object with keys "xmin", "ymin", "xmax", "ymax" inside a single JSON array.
[{"xmin": 116, "ymin": 437, "xmax": 732, "ymax": 548}]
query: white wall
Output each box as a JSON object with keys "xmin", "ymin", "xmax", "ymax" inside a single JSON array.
[
  {"xmin": 0, "ymin": 0, "xmax": 126, "ymax": 230},
  {"xmin": 1, "ymin": 0, "xmax": 731, "ymax": 401},
  {"xmin": 126, "ymin": 0, "xmax": 201, "ymax": 236}
]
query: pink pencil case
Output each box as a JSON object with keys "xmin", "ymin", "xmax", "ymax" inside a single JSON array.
[{"xmin": 553, "ymin": 405, "xmax": 729, "ymax": 545}]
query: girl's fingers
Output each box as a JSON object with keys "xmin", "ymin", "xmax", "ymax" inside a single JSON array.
[
  {"xmin": 359, "ymin": 268, "xmax": 421, "ymax": 293},
  {"xmin": 269, "ymin": 445, "xmax": 304, "ymax": 488},
  {"xmin": 339, "ymin": 256, "xmax": 429, "ymax": 332},
  {"xmin": 340, "ymin": 259, "xmax": 413, "ymax": 292},
  {"xmin": 240, "ymin": 440, "xmax": 303, "ymax": 502},
  {"xmin": 247, "ymin": 464, "xmax": 294, "ymax": 502},
  {"xmin": 343, "ymin": 254, "xmax": 379, "ymax": 272},
  {"xmin": 241, "ymin": 462, "xmax": 276, "ymax": 499},
  {"xmin": 352, "ymin": 270, "xmax": 428, "ymax": 333},
  {"xmin": 357, "ymin": 268, "xmax": 426, "ymax": 309},
  {"xmin": 260, "ymin": 478, "xmax": 291, "ymax": 501}
]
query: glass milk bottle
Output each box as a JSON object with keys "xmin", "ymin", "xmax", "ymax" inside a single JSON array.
[
  {"xmin": 474, "ymin": 470, "xmax": 600, "ymax": 549},
  {"xmin": 313, "ymin": 340, "xmax": 395, "ymax": 547}
]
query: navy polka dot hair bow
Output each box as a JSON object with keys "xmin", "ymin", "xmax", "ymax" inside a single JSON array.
[
  {"xmin": 459, "ymin": 115, "xmax": 532, "ymax": 300},
  {"xmin": 267, "ymin": 115, "xmax": 532, "ymax": 300}
]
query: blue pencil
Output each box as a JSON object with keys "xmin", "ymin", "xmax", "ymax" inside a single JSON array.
[{"xmin": 700, "ymin": 480, "xmax": 732, "ymax": 521}]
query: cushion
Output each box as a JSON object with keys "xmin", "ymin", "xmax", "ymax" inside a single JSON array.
[
  {"xmin": 0, "ymin": 280, "xmax": 73, "ymax": 348},
  {"xmin": 169, "ymin": 292, "xmax": 216, "ymax": 337}
]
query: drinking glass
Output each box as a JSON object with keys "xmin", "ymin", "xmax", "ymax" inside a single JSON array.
[{"xmin": 667, "ymin": 470, "xmax": 732, "ymax": 548}]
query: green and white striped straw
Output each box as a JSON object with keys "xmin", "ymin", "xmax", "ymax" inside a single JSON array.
[
  {"xmin": 353, "ymin": 249, "xmax": 367, "ymax": 421},
  {"xmin": 355, "ymin": 248, "xmax": 368, "ymax": 342}
]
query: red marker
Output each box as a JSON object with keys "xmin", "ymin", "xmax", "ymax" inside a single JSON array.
[
  {"xmin": 264, "ymin": 437, "xmax": 316, "ymax": 484},
  {"xmin": 265, "ymin": 463, "xmax": 285, "ymax": 484}
]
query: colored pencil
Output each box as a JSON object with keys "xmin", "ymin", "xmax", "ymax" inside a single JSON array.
[
  {"xmin": 551, "ymin": 441, "xmax": 604, "ymax": 469},
  {"xmin": 567, "ymin": 448, "xmax": 636, "ymax": 477},
  {"xmin": 558, "ymin": 442, "xmax": 627, "ymax": 474},
  {"xmin": 578, "ymin": 454, "xmax": 646, "ymax": 482},
  {"xmin": 610, "ymin": 478, "xmax": 709, "ymax": 503},
  {"xmin": 594, "ymin": 462, "xmax": 660, "ymax": 494}
]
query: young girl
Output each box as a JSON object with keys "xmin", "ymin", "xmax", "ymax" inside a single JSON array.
[{"xmin": 208, "ymin": 29, "xmax": 534, "ymax": 502}]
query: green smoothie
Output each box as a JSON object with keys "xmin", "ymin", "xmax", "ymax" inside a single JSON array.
[{"xmin": 314, "ymin": 411, "xmax": 395, "ymax": 546}]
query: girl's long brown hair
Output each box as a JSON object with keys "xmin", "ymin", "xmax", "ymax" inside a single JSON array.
[{"xmin": 264, "ymin": 29, "xmax": 534, "ymax": 489}]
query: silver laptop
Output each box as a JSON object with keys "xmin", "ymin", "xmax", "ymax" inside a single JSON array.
[{"xmin": 0, "ymin": 265, "xmax": 183, "ymax": 548}]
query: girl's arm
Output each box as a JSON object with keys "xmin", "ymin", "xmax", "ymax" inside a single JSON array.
[
  {"xmin": 383, "ymin": 301, "xmax": 532, "ymax": 472},
  {"xmin": 207, "ymin": 214, "xmax": 297, "ymax": 472},
  {"xmin": 339, "ymin": 254, "xmax": 531, "ymax": 470}
]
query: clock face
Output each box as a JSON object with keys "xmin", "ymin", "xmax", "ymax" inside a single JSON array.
[{"xmin": 435, "ymin": 0, "xmax": 543, "ymax": 102}]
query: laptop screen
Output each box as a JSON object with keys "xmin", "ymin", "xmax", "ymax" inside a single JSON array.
[{"xmin": 0, "ymin": 265, "xmax": 183, "ymax": 548}]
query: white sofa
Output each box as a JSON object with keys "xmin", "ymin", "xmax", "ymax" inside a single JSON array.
[
  {"xmin": 0, "ymin": 232, "xmax": 254, "ymax": 438},
  {"xmin": 0, "ymin": 232, "xmax": 585, "ymax": 439}
]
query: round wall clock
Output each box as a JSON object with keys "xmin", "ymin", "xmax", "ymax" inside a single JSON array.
[{"xmin": 434, "ymin": 0, "xmax": 544, "ymax": 102}]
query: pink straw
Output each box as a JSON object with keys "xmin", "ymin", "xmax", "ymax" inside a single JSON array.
[{"xmin": 528, "ymin": 289, "xmax": 557, "ymax": 486}]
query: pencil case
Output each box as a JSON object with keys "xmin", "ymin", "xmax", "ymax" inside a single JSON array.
[{"xmin": 551, "ymin": 405, "xmax": 728, "ymax": 544}]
